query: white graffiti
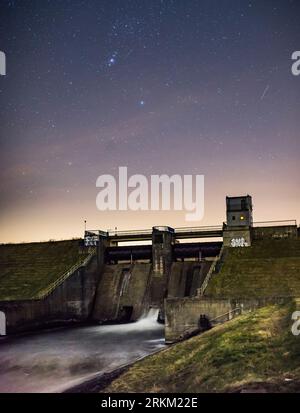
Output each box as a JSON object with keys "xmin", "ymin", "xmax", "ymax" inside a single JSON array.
[
  {"xmin": 84, "ymin": 234, "xmax": 99, "ymax": 246},
  {"xmin": 230, "ymin": 237, "xmax": 248, "ymax": 248}
]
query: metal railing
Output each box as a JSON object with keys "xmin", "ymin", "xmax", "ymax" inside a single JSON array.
[
  {"xmin": 87, "ymin": 225, "xmax": 223, "ymax": 238},
  {"xmin": 175, "ymin": 225, "xmax": 223, "ymax": 233},
  {"xmin": 86, "ymin": 220, "xmax": 297, "ymax": 242},
  {"xmin": 210, "ymin": 307, "xmax": 242, "ymax": 324},
  {"xmin": 108, "ymin": 229, "xmax": 152, "ymax": 237},
  {"xmin": 86, "ymin": 220, "xmax": 297, "ymax": 239},
  {"xmin": 253, "ymin": 220, "xmax": 297, "ymax": 227},
  {"xmin": 34, "ymin": 248, "xmax": 96, "ymax": 300}
]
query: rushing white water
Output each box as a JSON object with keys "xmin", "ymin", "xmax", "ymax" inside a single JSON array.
[{"xmin": 0, "ymin": 309, "xmax": 165, "ymax": 393}]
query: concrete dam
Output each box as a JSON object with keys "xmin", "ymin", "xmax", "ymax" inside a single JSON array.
[
  {"xmin": 0, "ymin": 194, "xmax": 300, "ymax": 392},
  {"xmin": 0, "ymin": 195, "xmax": 299, "ymax": 342},
  {"xmin": 0, "ymin": 226, "xmax": 223, "ymax": 334},
  {"xmin": 0, "ymin": 195, "xmax": 300, "ymax": 374}
]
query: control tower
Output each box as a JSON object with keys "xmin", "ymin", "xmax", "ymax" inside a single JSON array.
[
  {"xmin": 223, "ymin": 195, "xmax": 253, "ymax": 247},
  {"xmin": 226, "ymin": 195, "xmax": 253, "ymax": 227}
]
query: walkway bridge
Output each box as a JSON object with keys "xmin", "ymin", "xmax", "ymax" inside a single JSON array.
[{"xmin": 86, "ymin": 225, "xmax": 223, "ymax": 243}]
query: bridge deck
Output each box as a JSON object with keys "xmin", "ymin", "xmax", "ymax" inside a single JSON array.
[{"xmin": 88, "ymin": 226, "xmax": 223, "ymax": 242}]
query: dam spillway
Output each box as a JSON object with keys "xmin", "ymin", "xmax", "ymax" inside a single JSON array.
[
  {"xmin": 0, "ymin": 230, "xmax": 224, "ymax": 334},
  {"xmin": 0, "ymin": 309, "xmax": 164, "ymax": 393}
]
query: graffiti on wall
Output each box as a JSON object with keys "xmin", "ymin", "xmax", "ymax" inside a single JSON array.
[
  {"xmin": 230, "ymin": 237, "xmax": 249, "ymax": 248},
  {"xmin": 84, "ymin": 232, "xmax": 99, "ymax": 247}
]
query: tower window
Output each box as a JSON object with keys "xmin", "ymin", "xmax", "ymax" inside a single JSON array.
[{"xmin": 232, "ymin": 216, "xmax": 236, "ymax": 220}]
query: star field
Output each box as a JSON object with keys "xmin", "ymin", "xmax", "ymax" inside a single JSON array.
[{"xmin": 0, "ymin": 0, "xmax": 299, "ymax": 242}]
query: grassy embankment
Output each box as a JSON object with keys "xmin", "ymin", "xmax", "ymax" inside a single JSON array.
[
  {"xmin": 0, "ymin": 240, "xmax": 87, "ymax": 301},
  {"xmin": 205, "ymin": 239, "xmax": 300, "ymax": 298}
]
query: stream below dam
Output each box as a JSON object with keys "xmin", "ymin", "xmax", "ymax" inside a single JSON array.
[{"xmin": 0, "ymin": 309, "xmax": 165, "ymax": 393}]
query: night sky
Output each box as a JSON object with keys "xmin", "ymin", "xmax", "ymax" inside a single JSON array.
[{"xmin": 0, "ymin": 0, "xmax": 299, "ymax": 243}]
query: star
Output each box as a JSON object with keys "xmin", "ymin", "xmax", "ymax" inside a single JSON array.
[{"xmin": 107, "ymin": 52, "xmax": 118, "ymax": 67}]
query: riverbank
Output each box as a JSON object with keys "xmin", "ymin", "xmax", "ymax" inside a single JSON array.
[{"xmin": 101, "ymin": 302, "xmax": 300, "ymax": 393}]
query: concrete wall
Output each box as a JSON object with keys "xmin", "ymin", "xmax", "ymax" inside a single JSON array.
[
  {"xmin": 119, "ymin": 263, "xmax": 152, "ymax": 320},
  {"xmin": 167, "ymin": 261, "xmax": 212, "ymax": 298},
  {"xmin": 152, "ymin": 227, "xmax": 174, "ymax": 276},
  {"xmin": 165, "ymin": 297, "xmax": 231, "ymax": 342},
  {"xmin": 92, "ymin": 262, "xmax": 152, "ymax": 323},
  {"xmin": 252, "ymin": 225, "xmax": 298, "ymax": 240},
  {"xmin": 223, "ymin": 227, "xmax": 252, "ymax": 247},
  {"xmin": 150, "ymin": 227, "xmax": 175, "ymax": 307},
  {"xmin": 0, "ymin": 256, "xmax": 100, "ymax": 334},
  {"xmin": 165, "ymin": 296, "xmax": 289, "ymax": 343}
]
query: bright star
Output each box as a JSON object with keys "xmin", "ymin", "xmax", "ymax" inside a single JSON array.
[{"xmin": 108, "ymin": 57, "xmax": 116, "ymax": 67}]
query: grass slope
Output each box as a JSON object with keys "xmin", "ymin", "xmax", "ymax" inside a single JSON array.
[
  {"xmin": 0, "ymin": 240, "xmax": 87, "ymax": 301},
  {"xmin": 206, "ymin": 239, "xmax": 300, "ymax": 298},
  {"xmin": 103, "ymin": 302, "xmax": 300, "ymax": 393}
]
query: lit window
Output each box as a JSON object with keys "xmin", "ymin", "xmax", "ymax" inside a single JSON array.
[{"xmin": 240, "ymin": 216, "xmax": 244, "ymax": 220}]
